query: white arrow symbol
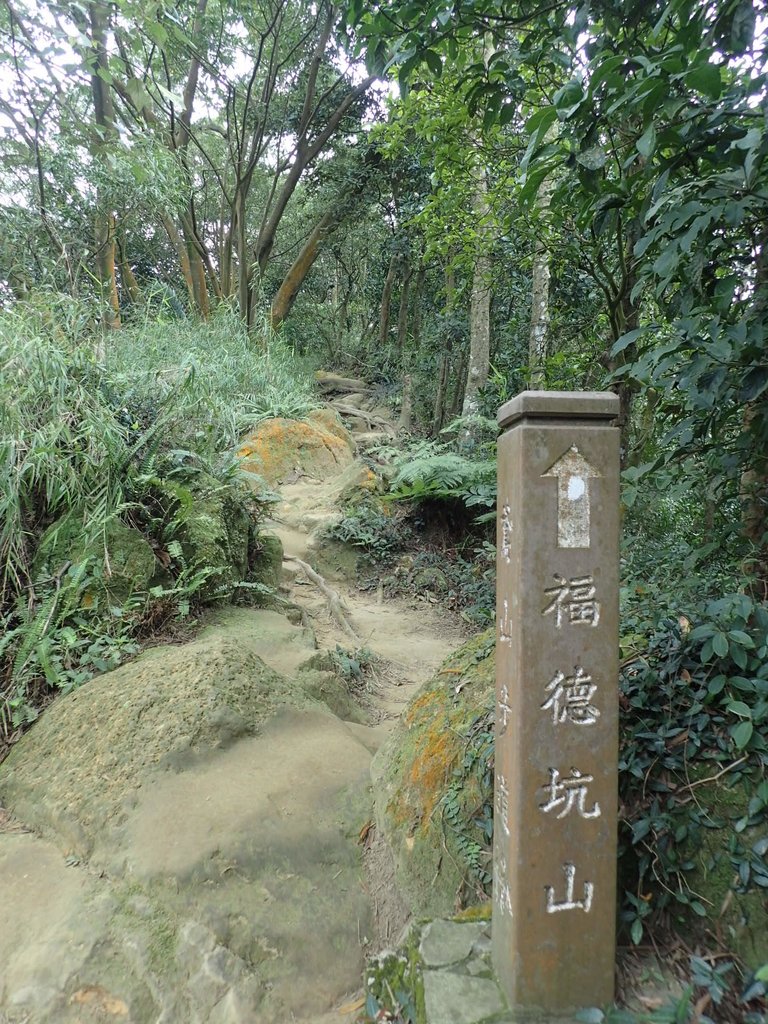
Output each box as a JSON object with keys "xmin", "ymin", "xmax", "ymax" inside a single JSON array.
[{"xmin": 542, "ymin": 445, "xmax": 601, "ymax": 549}]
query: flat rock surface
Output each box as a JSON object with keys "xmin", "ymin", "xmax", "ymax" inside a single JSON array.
[
  {"xmin": 423, "ymin": 971, "xmax": 506, "ymax": 1024},
  {"xmin": 1, "ymin": 705, "xmax": 374, "ymax": 1024},
  {"xmin": 420, "ymin": 920, "xmax": 488, "ymax": 967}
]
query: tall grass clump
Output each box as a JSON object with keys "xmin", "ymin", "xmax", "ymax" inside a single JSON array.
[
  {"xmin": 107, "ymin": 308, "xmax": 320, "ymax": 452},
  {"xmin": 0, "ymin": 306, "xmax": 318, "ymax": 756}
]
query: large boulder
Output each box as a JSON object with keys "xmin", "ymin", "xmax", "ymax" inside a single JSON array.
[
  {"xmin": 0, "ymin": 614, "xmax": 376, "ymax": 1024},
  {"xmin": 372, "ymin": 630, "xmax": 496, "ymax": 919},
  {"xmin": 0, "ymin": 629, "xmax": 306, "ymax": 857},
  {"xmin": 238, "ymin": 412, "xmax": 354, "ymax": 486}
]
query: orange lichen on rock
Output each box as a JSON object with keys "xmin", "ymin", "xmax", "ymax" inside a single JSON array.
[
  {"xmin": 373, "ymin": 629, "xmax": 497, "ymax": 918},
  {"xmin": 237, "ymin": 415, "xmax": 354, "ymax": 485},
  {"xmin": 404, "ymin": 688, "xmax": 443, "ymax": 727},
  {"xmin": 405, "ymin": 713, "xmax": 460, "ymax": 824}
]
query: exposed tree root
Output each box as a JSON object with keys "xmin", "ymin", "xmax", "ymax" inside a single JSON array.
[
  {"xmin": 328, "ymin": 403, "xmax": 395, "ymax": 432},
  {"xmin": 284, "ymin": 556, "xmax": 360, "ymax": 642}
]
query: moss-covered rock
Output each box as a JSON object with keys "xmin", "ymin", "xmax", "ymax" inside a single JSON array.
[
  {"xmin": 238, "ymin": 413, "xmax": 354, "ymax": 485},
  {"xmin": 34, "ymin": 515, "xmax": 156, "ymax": 601},
  {"xmin": 684, "ymin": 777, "xmax": 768, "ymax": 967},
  {"xmin": 372, "ymin": 630, "xmax": 496, "ymax": 919},
  {"xmin": 0, "ymin": 629, "xmax": 313, "ymax": 856},
  {"xmin": 296, "ymin": 666, "xmax": 370, "ymax": 725},
  {"xmin": 0, "ymin": 665, "xmax": 375, "ymax": 1024},
  {"xmin": 250, "ymin": 532, "xmax": 283, "ymax": 593},
  {"xmin": 176, "ymin": 472, "xmax": 255, "ymax": 600},
  {"xmin": 327, "ymin": 459, "xmax": 386, "ymax": 505}
]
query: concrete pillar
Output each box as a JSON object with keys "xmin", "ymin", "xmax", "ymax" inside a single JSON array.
[{"xmin": 493, "ymin": 390, "xmax": 620, "ymax": 1016}]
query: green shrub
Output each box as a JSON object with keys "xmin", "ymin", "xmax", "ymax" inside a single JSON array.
[{"xmin": 618, "ymin": 593, "xmax": 768, "ymax": 946}]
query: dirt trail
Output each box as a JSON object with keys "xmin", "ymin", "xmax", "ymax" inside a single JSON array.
[
  {"xmin": 268, "ymin": 474, "xmax": 468, "ymax": 722},
  {"xmin": 0, "ymin": 422, "xmax": 468, "ymax": 1024}
]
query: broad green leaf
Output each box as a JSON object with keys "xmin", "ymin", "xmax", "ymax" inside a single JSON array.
[
  {"xmin": 686, "ymin": 62, "xmax": 722, "ymax": 99},
  {"xmin": 740, "ymin": 366, "xmax": 768, "ymax": 403},
  {"xmin": 636, "ymin": 123, "xmax": 656, "ymax": 158},
  {"xmin": 727, "ymin": 700, "xmax": 752, "ymax": 719},
  {"xmin": 553, "ymin": 79, "xmax": 584, "ymax": 119},
  {"xmin": 611, "ymin": 327, "xmax": 644, "ymax": 356},
  {"xmin": 524, "ymin": 106, "xmax": 558, "ymax": 136},
  {"xmin": 424, "ymin": 49, "xmax": 443, "ymax": 77},
  {"xmin": 732, "ymin": 720, "xmax": 754, "ymax": 749},
  {"xmin": 576, "ymin": 146, "xmax": 607, "ymax": 170}
]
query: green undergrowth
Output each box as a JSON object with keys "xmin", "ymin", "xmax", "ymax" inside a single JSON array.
[
  {"xmin": 325, "ymin": 499, "xmax": 495, "ymax": 623},
  {"xmin": 0, "ymin": 307, "xmax": 313, "ymax": 756},
  {"xmin": 360, "ymin": 931, "xmax": 426, "ymax": 1024}
]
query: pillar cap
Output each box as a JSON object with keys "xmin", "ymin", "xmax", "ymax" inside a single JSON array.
[{"xmin": 498, "ymin": 390, "xmax": 620, "ymax": 430}]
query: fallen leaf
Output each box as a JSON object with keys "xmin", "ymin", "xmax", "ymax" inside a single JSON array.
[{"xmin": 337, "ymin": 995, "xmax": 366, "ymax": 1014}]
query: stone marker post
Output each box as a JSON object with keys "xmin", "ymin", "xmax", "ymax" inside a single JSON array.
[{"xmin": 493, "ymin": 391, "xmax": 620, "ymax": 1017}]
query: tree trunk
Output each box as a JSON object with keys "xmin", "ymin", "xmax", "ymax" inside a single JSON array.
[
  {"xmin": 179, "ymin": 211, "xmax": 210, "ymax": 318},
  {"xmin": 432, "ymin": 351, "xmax": 450, "ymax": 436},
  {"xmin": 398, "ymin": 373, "xmax": 413, "ymax": 433},
  {"xmin": 270, "ymin": 208, "xmax": 337, "ymax": 329},
  {"xmin": 116, "ymin": 231, "xmax": 141, "ymax": 305},
  {"xmin": 396, "ymin": 261, "xmax": 413, "ymax": 353},
  {"xmin": 461, "ymin": 169, "xmax": 492, "ymax": 425},
  {"xmin": 88, "ymin": 1, "xmax": 120, "ymax": 332},
  {"xmin": 94, "ymin": 210, "xmax": 121, "ymax": 330},
  {"xmin": 451, "ymin": 348, "xmax": 468, "ymax": 419},
  {"xmin": 529, "ymin": 192, "xmax": 552, "ymax": 386},
  {"xmin": 740, "ymin": 236, "xmax": 768, "ymax": 593},
  {"xmin": 378, "ymin": 253, "xmax": 399, "ymax": 349},
  {"xmin": 432, "ymin": 265, "xmax": 456, "ymax": 436},
  {"xmin": 161, "ymin": 213, "xmax": 195, "ymax": 308},
  {"xmin": 411, "ymin": 265, "xmax": 426, "ymax": 349}
]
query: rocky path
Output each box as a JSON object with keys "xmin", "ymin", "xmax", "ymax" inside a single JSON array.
[
  {"xmin": 0, "ymin": 418, "xmax": 466, "ymax": 1024},
  {"xmin": 268, "ymin": 475, "xmax": 467, "ymax": 723}
]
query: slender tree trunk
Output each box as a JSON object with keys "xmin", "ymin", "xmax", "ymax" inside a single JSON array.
[
  {"xmin": 161, "ymin": 213, "xmax": 195, "ymax": 308},
  {"xmin": 461, "ymin": 169, "xmax": 492, "ymax": 425},
  {"xmin": 398, "ymin": 373, "xmax": 413, "ymax": 433},
  {"xmin": 88, "ymin": 1, "xmax": 120, "ymax": 333},
  {"xmin": 451, "ymin": 348, "xmax": 468, "ymax": 418},
  {"xmin": 378, "ymin": 254, "xmax": 399, "ymax": 349},
  {"xmin": 432, "ymin": 350, "xmax": 450, "ymax": 436},
  {"xmin": 396, "ymin": 261, "xmax": 413, "ymax": 353},
  {"xmin": 411, "ymin": 265, "xmax": 426, "ymax": 348},
  {"xmin": 740, "ymin": 236, "xmax": 768, "ymax": 593},
  {"xmin": 116, "ymin": 231, "xmax": 141, "ymax": 305},
  {"xmin": 528, "ymin": 127, "xmax": 556, "ymax": 387},
  {"xmin": 94, "ymin": 211, "xmax": 121, "ymax": 329},
  {"xmin": 432, "ymin": 266, "xmax": 456, "ymax": 436},
  {"xmin": 528, "ymin": 179, "xmax": 553, "ymax": 387}
]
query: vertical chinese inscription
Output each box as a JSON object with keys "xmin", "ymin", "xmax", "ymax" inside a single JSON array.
[{"xmin": 493, "ymin": 390, "xmax": 619, "ymax": 1015}]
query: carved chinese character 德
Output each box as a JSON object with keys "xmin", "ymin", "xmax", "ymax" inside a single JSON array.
[
  {"xmin": 541, "ymin": 667, "xmax": 600, "ymax": 726},
  {"xmin": 496, "ymin": 772, "xmax": 511, "ymax": 835},
  {"xmin": 497, "ymin": 683, "xmax": 512, "ymax": 735},
  {"xmin": 500, "ymin": 503, "xmax": 512, "ymax": 564},
  {"xmin": 499, "ymin": 598, "xmax": 512, "ymax": 646},
  {"xmin": 495, "ymin": 854, "xmax": 513, "ymax": 916}
]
